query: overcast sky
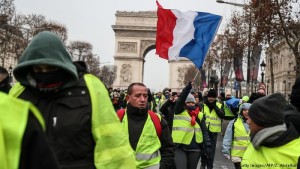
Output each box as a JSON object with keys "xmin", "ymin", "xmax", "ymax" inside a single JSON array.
[{"xmin": 14, "ymin": 0, "xmax": 242, "ymax": 91}]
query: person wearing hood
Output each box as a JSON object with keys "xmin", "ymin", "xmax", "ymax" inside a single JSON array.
[
  {"xmin": 241, "ymin": 93, "xmax": 300, "ymax": 169},
  {"xmin": 222, "ymin": 103, "xmax": 252, "ymax": 169},
  {"xmin": 0, "ymin": 66, "xmax": 11, "ymax": 93},
  {"xmin": 9, "ymin": 31, "xmax": 135, "ymax": 169},
  {"xmin": 173, "ymin": 81, "xmax": 212, "ymax": 169},
  {"xmin": 119, "ymin": 82, "xmax": 175, "ymax": 169}
]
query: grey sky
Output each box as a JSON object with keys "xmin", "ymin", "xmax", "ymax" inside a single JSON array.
[{"xmin": 14, "ymin": 0, "xmax": 239, "ymax": 91}]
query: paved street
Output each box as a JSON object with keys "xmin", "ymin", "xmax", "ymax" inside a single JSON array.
[{"xmin": 198, "ymin": 133, "xmax": 235, "ymax": 169}]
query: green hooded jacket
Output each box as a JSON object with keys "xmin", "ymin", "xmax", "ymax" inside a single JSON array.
[{"xmin": 13, "ymin": 31, "xmax": 78, "ymax": 88}]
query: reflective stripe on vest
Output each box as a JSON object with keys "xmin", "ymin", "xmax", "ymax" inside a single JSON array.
[
  {"xmin": 136, "ymin": 151, "xmax": 160, "ymax": 161},
  {"xmin": 203, "ymin": 103, "xmax": 222, "ymax": 132},
  {"xmin": 172, "ymin": 110, "xmax": 203, "ymax": 145},
  {"xmin": 121, "ymin": 111, "xmax": 161, "ymax": 169},
  {"xmin": 1, "ymin": 92, "xmax": 44, "ymax": 169},
  {"xmin": 242, "ymin": 138, "xmax": 300, "ymax": 169},
  {"xmin": 231, "ymin": 117, "xmax": 250, "ymax": 157}
]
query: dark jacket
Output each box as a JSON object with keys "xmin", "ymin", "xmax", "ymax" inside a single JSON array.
[
  {"xmin": 160, "ymin": 99, "xmax": 175, "ymax": 132},
  {"xmin": 285, "ymin": 107, "xmax": 300, "ymax": 135},
  {"xmin": 0, "ymin": 76, "xmax": 11, "ymax": 93},
  {"xmin": 20, "ymin": 113, "xmax": 60, "ymax": 169},
  {"xmin": 174, "ymin": 83, "xmax": 212, "ymax": 150},
  {"xmin": 13, "ymin": 32, "xmax": 95, "ymax": 169},
  {"xmin": 126, "ymin": 103, "xmax": 175, "ymax": 169}
]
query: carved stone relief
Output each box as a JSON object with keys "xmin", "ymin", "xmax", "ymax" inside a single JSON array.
[
  {"xmin": 118, "ymin": 42, "xmax": 137, "ymax": 53},
  {"xmin": 120, "ymin": 64, "xmax": 132, "ymax": 84},
  {"xmin": 140, "ymin": 40, "xmax": 155, "ymax": 54}
]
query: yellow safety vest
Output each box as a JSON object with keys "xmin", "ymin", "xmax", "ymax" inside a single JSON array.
[
  {"xmin": 9, "ymin": 74, "xmax": 136, "ymax": 169},
  {"xmin": 223, "ymin": 101, "xmax": 237, "ymax": 117},
  {"xmin": 172, "ymin": 110, "xmax": 203, "ymax": 144},
  {"xmin": 121, "ymin": 111, "xmax": 161, "ymax": 169},
  {"xmin": 0, "ymin": 92, "xmax": 45, "ymax": 169},
  {"xmin": 202, "ymin": 102, "xmax": 222, "ymax": 133},
  {"xmin": 231, "ymin": 117, "xmax": 250, "ymax": 157},
  {"xmin": 242, "ymin": 138, "xmax": 300, "ymax": 169}
]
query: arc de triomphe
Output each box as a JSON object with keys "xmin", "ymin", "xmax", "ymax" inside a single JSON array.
[{"xmin": 112, "ymin": 11, "xmax": 193, "ymax": 91}]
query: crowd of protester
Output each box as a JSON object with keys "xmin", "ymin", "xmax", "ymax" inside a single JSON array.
[{"xmin": 1, "ymin": 31, "xmax": 300, "ymax": 169}]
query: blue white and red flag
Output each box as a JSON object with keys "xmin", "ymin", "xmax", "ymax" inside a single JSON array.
[{"xmin": 156, "ymin": 1, "xmax": 222, "ymax": 69}]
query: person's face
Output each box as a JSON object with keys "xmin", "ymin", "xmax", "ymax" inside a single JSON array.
[
  {"xmin": 0, "ymin": 73, "xmax": 7, "ymax": 83},
  {"xmin": 226, "ymin": 94, "xmax": 231, "ymax": 99},
  {"xmin": 185, "ymin": 102, "xmax": 195, "ymax": 107},
  {"xmin": 195, "ymin": 98, "xmax": 199, "ymax": 103},
  {"xmin": 208, "ymin": 96, "xmax": 216, "ymax": 103},
  {"xmin": 33, "ymin": 65, "xmax": 59, "ymax": 73},
  {"xmin": 242, "ymin": 109, "xmax": 249, "ymax": 119},
  {"xmin": 126, "ymin": 85, "xmax": 148, "ymax": 109},
  {"xmin": 257, "ymin": 89, "xmax": 266, "ymax": 96},
  {"xmin": 246, "ymin": 116, "xmax": 264, "ymax": 136}
]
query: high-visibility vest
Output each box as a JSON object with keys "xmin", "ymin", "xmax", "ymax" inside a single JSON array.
[
  {"xmin": 172, "ymin": 110, "xmax": 203, "ymax": 144},
  {"xmin": 0, "ymin": 92, "xmax": 45, "ymax": 169},
  {"xmin": 241, "ymin": 138, "xmax": 300, "ymax": 169},
  {"xmin": 202, "ymin": 102, "xmax": 222, "ymax": 133},
  {"xmin": 223, "ymin": 101, "xmax": 237, "ymax": 117},
  {"xmin": 121, "ymin": 111, "xmax": 161, "ymax": 169},
  {"xmin": 9, "ymin": 74, "xmax": 136, "ymax": 169},
  {"xmin": 231, "ymin": 117, "xmax": 250, "ymax": 157}
]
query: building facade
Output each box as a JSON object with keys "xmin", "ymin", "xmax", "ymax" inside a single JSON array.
[{"xmin": 265, "ymin": 40, "xmax": 297, "ymax": 100}]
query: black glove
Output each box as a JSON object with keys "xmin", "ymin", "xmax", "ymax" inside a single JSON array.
[
  {"xmin": 186, "ymin": 81, "xmax": 193, "ymax": 91},
  {"xmin": 205, "ymin": 145, "xmax": 213, "ymax": 157}
]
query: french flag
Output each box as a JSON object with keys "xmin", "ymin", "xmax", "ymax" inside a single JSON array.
[{"xmin": 155, "ymin": 1, "xmax": 222, "ymax": 69}]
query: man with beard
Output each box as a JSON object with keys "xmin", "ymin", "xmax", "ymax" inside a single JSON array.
[{"xmin": 0, "ymin": 66, "xmax": 11, "ymax": 93}]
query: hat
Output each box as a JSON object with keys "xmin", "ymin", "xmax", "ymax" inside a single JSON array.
[
  {"xmin": 242, "ymin": 95, "xmax": 249, "ymax": 102},
  {"xmin": 185, "ymin": 93, "xmax": 196, "ymax": 103},
  {"xmin": 239, "ymin": 103, "xmax": 252, "ymax": 112},
  {"xmin": 248, "ymin": 93, "xmax": 286, "ymax": 127},
  {"xmin": 207, "ymin": 89, "xmax": 217, "ymax": 98},
  {"xmin": 290, "ymin": 78, "xmax": 300, "ymax": 110}
]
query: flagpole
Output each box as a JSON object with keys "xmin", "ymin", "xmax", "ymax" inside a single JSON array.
[{"xmin": 193, "ymin": 70, "xmax": 200, "ymax": 81}]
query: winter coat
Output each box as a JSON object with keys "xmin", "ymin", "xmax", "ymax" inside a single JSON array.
[
  {"xmin": 10, "ymin": 31, "xmax": 136, "ymax": 169},
  {"xmin": 125, "ymin": 103, "xmax": 175, "ymax": 169}
]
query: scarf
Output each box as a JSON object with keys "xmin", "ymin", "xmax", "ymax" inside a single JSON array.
[{"xmin": 188, "ymin": 107, "xmax": 200, "ymax": 126}]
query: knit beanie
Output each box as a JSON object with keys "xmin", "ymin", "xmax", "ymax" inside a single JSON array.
[
  {"xmin": 185, "ymin": 93, "xmax": 196, "ymax": 103},
  {"xmin": 242, "ymin": 95, "xmax": 249, "ymax": 102},
  {"xmin": 290, "ymin": 78, "xmax": 300, "ymax": 110},
  {"xmin": 248, "ymin": 93, "xmax": 286, "ymax": 127},
  {"xmin": 207, "ymin": 89, "xmax": 217, "ymax": 98}
]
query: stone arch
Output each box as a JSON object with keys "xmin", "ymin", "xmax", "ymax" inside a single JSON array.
[{"xmin": 112, "ymin": 11, "xmax": 193, "ymax": 90}]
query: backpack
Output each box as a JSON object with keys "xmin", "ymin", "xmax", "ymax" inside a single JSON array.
[{"xmin": 117, "ymin": 109, "xmax": 162, "ymax": 138}]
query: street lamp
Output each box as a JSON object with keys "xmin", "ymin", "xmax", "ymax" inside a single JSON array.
[
  {"xmin": 283, "ymin": 80, "xmax": 287, "ymax": 98},
  {"xmin": 260, "ymin": 60, "xmax": 266, "ymax": 83},
  {"xmin": 216, "ymin": 0, "xmax": 252, "ymax": 95},
  {"xmin": 216, "ymin": 0, "xmax": 248, "ymax": 7},
  {"xmin": 8, "ymin": 65, "xmax": 12, "ymax": 83}
]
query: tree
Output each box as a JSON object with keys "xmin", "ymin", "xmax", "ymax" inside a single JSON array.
[
  {"xmin": 251, "ymin": 0, "xmax": 300, "ymax": 78},
  {"xmin": 68, "ymin": 41, "xmax": 93, "ymax": 61},
  {"xmin": 0, "ymin": 0, "xmax": 15, "ymax": 20},
  {"xmin": 36, "ymin": 21, "xmax": 68, "ymax": 42},
  {"xmin": 99, "ymin": 65, "xmax": 117, "ymax": 88}
]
